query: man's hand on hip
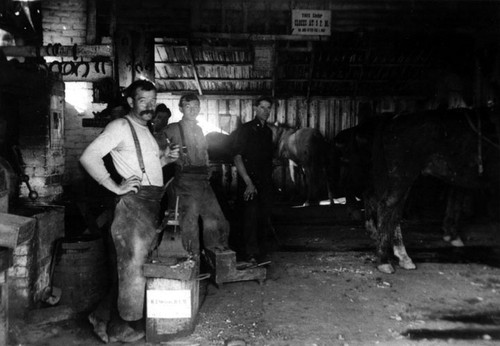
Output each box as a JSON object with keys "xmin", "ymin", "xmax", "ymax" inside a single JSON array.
[{"xmin": 117, "ymin": 175, "xmax": 142, "ymax": 195}]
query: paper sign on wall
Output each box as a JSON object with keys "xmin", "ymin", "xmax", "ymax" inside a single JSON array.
[
  {"xmin": 147, "ymin": 289, "xmax": 191, "ymax": 319},
  {"xmin": 292, "ymin": 10, "xmax": 331, "ymax": 36}
]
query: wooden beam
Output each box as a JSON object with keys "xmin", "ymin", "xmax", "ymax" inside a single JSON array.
[
  {"xmin": 86, "ymin": 0, "xmax": 97, "ymax": 44},
  {"xmin": 186, "ymin": 42, "xmax": 204, "ymax": 96},
  {"xmin": 0, "ymin": 45, "xmax": 113, "ymax": 58},
  {"xmin": 155, "ymin": 62, "xmax": 252, "ymax": 67},
  {"xmin": 272, "ymin": 42, "xmax": 277, "ymax": 98},
  {"xmin": 156, "ymin": 78, "xmax": 273, "ymax": 82},
  {"xmin": 306, "ymin": 41, "xmax": 315, "ymax": 102},
  {"xmin": 156, "ymin": 33, "xmax": 328, "ymax": 42}
]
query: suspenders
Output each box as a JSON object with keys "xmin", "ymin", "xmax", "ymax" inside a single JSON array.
[
  {"xmin": 124, "ymin": 116, "xmax": 158, "ymax": 186},
  {"xmin": 124, "ymin": 117, "xmax": 146, "ymax": 175},
  {"xmin": 178, "ymin": 122, "xmax": 191, "ymax": 165}
]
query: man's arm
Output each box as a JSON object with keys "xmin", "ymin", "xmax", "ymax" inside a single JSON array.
[
  {"xmin": 158, "ymin": 128, "xmax": 180, "ymax": 167},
  {"xmin": 234, "ymin": 154, "xmax": 257, "ymax": 201},
  {"xmin": 80, "ymin": 120, "xmax": 141, "ymax": 195}
]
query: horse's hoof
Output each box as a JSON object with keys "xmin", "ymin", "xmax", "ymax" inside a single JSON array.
[
  {"xmin": 450, "ymin": 237, "xmax": 465, "ymax": 247},
  {"xmin": 399, "ymin": 259, "xmax": 416, "ymax": 270},
  {"xmin": 377, "ymin": 264, "xmax": 395, "ymax": 274}
]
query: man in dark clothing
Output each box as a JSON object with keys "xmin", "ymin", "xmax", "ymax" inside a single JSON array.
[
  {"xmin": 233, "ymin": 95, "xmax": 274, "ymax": 264},
  {"xmin": 164, "ymin": 93, "xmax": 229, "ymax": 258}
]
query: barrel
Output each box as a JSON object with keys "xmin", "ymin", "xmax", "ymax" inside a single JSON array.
[{"xmin": 52, "ymin": 235, "xmax": 110, "ymax": 312}]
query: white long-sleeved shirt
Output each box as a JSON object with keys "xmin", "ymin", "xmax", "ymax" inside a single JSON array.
[{"xmin": 80, "ymin": 116, "xmax": 163, "ymax": 187}]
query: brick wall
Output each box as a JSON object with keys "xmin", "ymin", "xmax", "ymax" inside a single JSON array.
[
  {"xmin": 9, "ymin": 206, "xmax": 64, "ymax": 313},
  {"xmin": 42, "ymin": 0, "xmax": 87, "ymax": 45},
  {"xmin": 40, "ymin": 1, "xmax": 110, "ymax": 185},
  {"xmin": 63, "ymin": 82, "xmax": 106, "ymax": 184},
  {"xmin": 12, "ymin": 73, "xmax": 66, "ymax": 202}
]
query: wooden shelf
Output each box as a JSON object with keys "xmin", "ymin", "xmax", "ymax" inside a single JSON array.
[
  {"xmin": 156, "ymin": 78, "xmax": 272, "ymax": 82},
  {"xmin": 155, "ymin": 61, "xmax": 253, "ymax": 66}
]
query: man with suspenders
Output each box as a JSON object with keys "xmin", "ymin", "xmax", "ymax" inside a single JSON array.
[
  {"xmin": 80, "ymin": 80, "xmax": 179, "ymax": 343},
  {"xmin": 164, "ymin": 93, "xmax": 230, "ymax": 259}
]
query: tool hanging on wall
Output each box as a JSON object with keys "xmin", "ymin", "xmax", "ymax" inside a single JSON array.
[{"xmin": 11, "ymin": 145, "xmax": 38, "ymax": 201}]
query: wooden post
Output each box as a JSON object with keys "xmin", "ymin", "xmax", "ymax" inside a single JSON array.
[
  {"xmin": 0, "ymin": 270, "xmax": 8, "ymax": 346},
  {"xmin": 186, "ymin": 41, "xmax": 203, "ymax": 95},
  {"xmin": 86, "ymin": 0, "xmax": 97, "ymax": 44},
  {"xmin": 306, "ymin": 41, "xmax": 315, "ymax": 123},
  {"xmin": 116, "ymin": 29, "xmax": 133, "ymax": 88},
  {"xmin": 133, "ymin": 32, "xmax": 155, "ymax": 83}
]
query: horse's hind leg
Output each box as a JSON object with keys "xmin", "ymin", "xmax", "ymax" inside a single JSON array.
[
  {"xmin": 375, "ymin": 188, "xmax": 412, "ymax": 274},
  {"xmin": 393, "ymin": 224, "xmax": 416, "ymax": 270},
  {"xmin": 442, "ymin": 187, "xmax": 465, "ymax": 247}
]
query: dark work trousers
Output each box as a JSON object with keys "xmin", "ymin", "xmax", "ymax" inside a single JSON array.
[
  {"xmin": 109, "ymin": 186, "xmax": 163, "ymax": 321},
  {"xmin": 174, "ymin": 174, "xmax": 229, "ymax": 256},
  {"xmin": 237, "ymin": 178, "xmax": 274, "ymax": 259}
]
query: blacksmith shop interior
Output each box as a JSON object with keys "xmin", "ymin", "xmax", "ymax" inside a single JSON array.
[{"xmin": 1, "ymin": 1, "xmax": 500, "ymax": 345}]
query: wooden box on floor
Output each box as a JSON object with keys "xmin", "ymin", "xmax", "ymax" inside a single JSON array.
[
  {"xmin": 0, "ymin": 247, "xmax": 13, "ymax": 346},
  {"xmin": 203, "ymin": 248, "xmax": 266, "ymax": 285},
  {"xmin": 143, "ymin": 258, "xmax": 199, "ymax": 343}
]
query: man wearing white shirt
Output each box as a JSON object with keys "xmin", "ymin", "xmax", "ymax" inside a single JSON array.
[{"xmin": 80, "ymin": 80, "xmax": 178, "ymax": 343}]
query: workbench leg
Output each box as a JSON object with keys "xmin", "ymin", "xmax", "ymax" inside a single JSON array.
[{"xmin": 0, "ymin": 271, "xmax": 8, "ymax": 346}]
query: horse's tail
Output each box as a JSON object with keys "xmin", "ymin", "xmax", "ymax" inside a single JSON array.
[{"xmin": 306, "ymin": 130, "xmax": 332, "ymax": 204}]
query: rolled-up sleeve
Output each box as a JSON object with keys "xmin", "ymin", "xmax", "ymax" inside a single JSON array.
[{"xmin": 80, "ymin": 120, "xmax": 124, "ymax": 185}]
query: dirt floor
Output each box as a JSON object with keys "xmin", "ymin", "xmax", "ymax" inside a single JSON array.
[{"xmin": 8, "ymin": 204, "xmax": 500, "ymax": 346}]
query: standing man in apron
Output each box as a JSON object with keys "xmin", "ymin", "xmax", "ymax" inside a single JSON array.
[
  {"xmin": 164, "ymin": 93, "xmax": 230, "ymax": 259},
  {"xmin": 80, "ymin": 80, "xmax": 179, "ymax": 343}
]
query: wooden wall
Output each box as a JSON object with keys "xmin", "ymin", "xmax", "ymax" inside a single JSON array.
[{"xmin": 157, "ymin": 93, "xmax": 417, "ymax": 140}]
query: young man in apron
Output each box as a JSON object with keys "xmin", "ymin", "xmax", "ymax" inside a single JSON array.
[{"xmin": 164, "ymin": 93, "xmax": 230, "ymax": 259}]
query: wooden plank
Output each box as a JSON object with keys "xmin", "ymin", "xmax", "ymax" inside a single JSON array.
[
  {"xmin": 86, "ymin": 0, "xmax": 97, "ymax": 44},
  {"xmin": 199, "ymin": 99, "xmax": 209, "ymax": 123},
  {"xmin": 319, "ymin": 100, "xmax": 328, "ymax": 137},
  {"xmin": 276, "ymin": 99, "xmax": 286, "ymax": 125},
  {"xmin": 186, "ymin": 42, "xmax": 203, "ymax": 95},
  {"xmin": 0, "ymin": 45, "xmax": 112, "ymax": 58},
  {"xmin": 189, "ymin": 32, "xmax": 327, "ymax": 42},
  {"xmin": 26, "ymin": 305, "xmax": 76, "ymax": 325},
  {"xmin": 228, "ymin": 99, "xmax": 241, "ymax": 132},
  {"xmin": 134, "ymin": 33, "xmax": 155, "ymax": 82},
  {"xmin": 116, "ymin": 30, "xmax": 133, "ymax": 88},
  {"xmin": 241, "ymin": 99, "xmax": 253, "ymax": 124},
  {"xmin": 207, "ymin": 99, "xmax": 219, "ymax": 129},
  {"xmin": 0, "ymin": 213, "xmax": 36, "ymax": 248},
  {"xmin": 218, "ymin": 103, "xmax": 231, "ymax": 134},
  {"xmin": 143, "ymin": 259, "xmax": 197, "ymax": 281},
  {"xmin": 286, "ymin": 99, "xmax": 296, "ymax": 127},
  {"xmin": 0, "ymin": 269, "xmax": 8, "ymax": 346},
  {"xmin": 309, "ymin": 99, "xmax": 318, "ymax": 130},
  {"xmin": 298, "ymin": 98, "xmax": 308, "ymax": 128}
]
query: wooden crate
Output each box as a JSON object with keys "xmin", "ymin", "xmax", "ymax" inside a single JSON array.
[
  {"xmin": 203, "ymin": 248, "xmax": 266, "ymax": 286},
  {"xmin": 144, "ymin": 259, "xmax": 199, "ymax": 344}
]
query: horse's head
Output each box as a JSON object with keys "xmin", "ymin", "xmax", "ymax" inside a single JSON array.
[
  {"xmin": 267, "ymin": 122, "xmax": 281, "ymax": 145},
  {"xmin": 267, "ymin": 122, "xmax": 296, "ymax": 159}
]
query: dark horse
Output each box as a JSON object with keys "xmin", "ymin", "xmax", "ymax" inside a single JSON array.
[
  {"xmin": 268, "ymin": 124, "xmax": 331, "ymax": 205},
  {"xmin": 361, "ymin": 108, "xmax": 500, "ymax": 273},
  {"xmin": 206, "ymin": 123, "xmax": 332, "ymax": 205}
]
